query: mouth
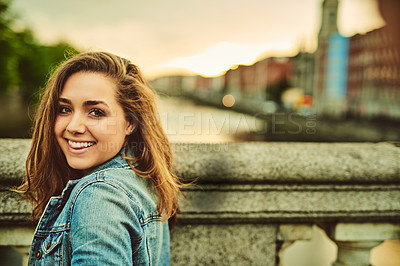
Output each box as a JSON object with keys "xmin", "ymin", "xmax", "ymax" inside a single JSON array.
[{"xmin": 67, "ymin": 139, "xmax": 97, "ymax": 151}]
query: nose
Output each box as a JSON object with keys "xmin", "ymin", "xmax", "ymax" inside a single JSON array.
[{"xmin": 66, "ymin": 113, "xmax": 86, "ymax": 134}]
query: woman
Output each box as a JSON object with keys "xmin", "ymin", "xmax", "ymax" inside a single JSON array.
[{"xmin": 17, "ymin": 51, "xmax": 182, "ymax": 265}]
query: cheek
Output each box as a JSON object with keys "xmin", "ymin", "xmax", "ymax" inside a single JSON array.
[
  {"xmin": 92, "ymin": 121, "xmax": 127, "ymax": 154},
  {"xmin": 54, "ymin": 117, "xmax": 65, "ymax": 137},
  {"xmin": 94, "ymin": 117, "xmax": 127, "ymax": 137}
]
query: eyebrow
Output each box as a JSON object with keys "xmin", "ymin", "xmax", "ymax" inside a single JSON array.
[
  {"xmin": 59, "ymin": 98, "xmax": 71, "ymax": 104},
  {"xmin": 59, "ymin": 98, "xmax": 110, "ymax": 108}
]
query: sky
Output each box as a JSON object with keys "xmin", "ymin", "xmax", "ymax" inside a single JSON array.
[{"xmin": 11, "ymin": 0, "xmax": 385, "ymax": 79}]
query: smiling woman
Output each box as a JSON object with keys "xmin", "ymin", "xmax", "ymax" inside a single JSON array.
[
  {"xmin": 55, "ymin": 72, "xmax": 133, "ymax": 173},
  {"xmin": 16, "ymin": 51, "xmax": 182, "ymax": 265}
]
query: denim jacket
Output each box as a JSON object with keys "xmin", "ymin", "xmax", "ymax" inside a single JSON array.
[{"xmin": 27, "ymin": 153, "xmax": 170, "ymax": 265}]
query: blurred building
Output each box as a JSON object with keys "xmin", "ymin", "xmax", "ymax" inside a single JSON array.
[
  {"xmin": 223, "ymin": 58, "xmax": 293, "ymax": 103},
  {"xmin": 313, "ymin": 0, "xmax": 342, "ymax": 118},
  {"xmin": 150, "ymin": 75, "xmax": 184, "ymax": 96},
  {"xmin": 347, "ymin": 29, "xmax": 400, "ymax": 120},
  {"xmin": 346, "ymin": 1, "xmax": 400, "ymax": 120},
  {"xmin": 292, "ymin": 51, "xmax": 315, "ymax": 96},
  {"xmin": 314, "ymin": 0, "xmax": 400, "ymax": 120}
]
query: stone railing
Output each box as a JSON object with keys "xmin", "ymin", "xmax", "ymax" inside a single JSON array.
[{"xmin": 1, "ymin": 139, "xmax": 400, "ymax": 265}]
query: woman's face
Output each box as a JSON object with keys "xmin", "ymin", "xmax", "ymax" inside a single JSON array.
[{"xmin": 54, "ymin": 72, "xmax": 133, "ymax": 174}]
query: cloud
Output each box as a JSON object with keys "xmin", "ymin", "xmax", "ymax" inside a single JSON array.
[{"xmin": 164, "ymin": 41, "xmax": 294, "ymax": 76}]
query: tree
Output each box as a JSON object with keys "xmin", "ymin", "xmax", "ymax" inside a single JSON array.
[
  {"xmin": 0, "ymin": 0, "xmax": 17, "ymax": 91},
  {"xmin": 16, "ymin": 31, "xmax": 78, "ymax": 103},
  {"xmin": 0, "ymin": 0, "xmax": 78, "ymax": 137},
  {"xmin": 0, "ymin": 0, "xmax": 78, "ymax": 101}
]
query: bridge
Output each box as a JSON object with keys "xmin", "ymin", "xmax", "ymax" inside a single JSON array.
[{"xmin": 1, "ymin": 139, "xmax": 399, "ymax": 265}]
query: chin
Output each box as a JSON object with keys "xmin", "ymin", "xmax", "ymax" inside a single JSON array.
[{"xmin": 66, "ymin": 159, "xmax": 96, "ymax": 173}]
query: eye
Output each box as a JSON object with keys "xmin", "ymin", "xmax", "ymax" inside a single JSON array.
[
  {"xmin": 89, "ymin": 108, "xmax": 106, "ymax": 117},
  {"xmin": 59, "ymin": 106, "xmax": 71, "ymax": 114}
]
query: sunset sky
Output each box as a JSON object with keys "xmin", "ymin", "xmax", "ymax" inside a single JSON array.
[{"xmin": 11, "ymin": 0, "xmax": 385, "ymax": 78}]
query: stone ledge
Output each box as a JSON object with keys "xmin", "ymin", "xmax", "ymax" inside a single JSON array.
[
  {"xmin": 173, "ymin": 142, "xmax": 400, "ymax": 184},
  {"xmin": 0, "ymin": 139, "xmax": 30, "ymax": 186},
  {"xmin": 178, "ymin": 184, "xmax": 400, "ymax": 223},
  {"xmin": 1, "ymin": 139, "xmax": 400, "ymax": 185},
  {"xmin": 170, "ymin": 224, "xmax": 277, "ymax": 265},
  {"xmin": 332, "ymin": 223, "xmax": 400, "ymax": 241},
  {"xmin": 1, "ymin": 139, "xmax": 400, "ymax": 225}
]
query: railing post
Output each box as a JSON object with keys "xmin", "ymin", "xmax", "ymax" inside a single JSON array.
[
  {"xmin": 12, "ymin": 246, "xmax": 31, "ymax": 266},
  {"xmin": 0, "ymin": 226, "xmax": 35, "ymax": 266},
  {"xmin": 325, "ymin": 223, "xmax": 400, "ymax": 266},
  {"xmin": 333, "ymin": 241, "xmax": 381, "ymax": 266},
  {"xmin": 277, "ymin": 224, "xmax": 313, "ymax": 266}
]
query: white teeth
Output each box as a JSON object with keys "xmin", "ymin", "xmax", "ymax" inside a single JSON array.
[{"xmin": 68, "ymin": 140, "xmax": 95, "ymax": 148}]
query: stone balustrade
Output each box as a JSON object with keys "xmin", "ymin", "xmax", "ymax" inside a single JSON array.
[{"xmin": 1, "ymin": 139, "xmax": 400, "ymax": 265}]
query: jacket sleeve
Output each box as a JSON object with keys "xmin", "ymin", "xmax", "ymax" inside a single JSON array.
[{"xmin": 70, "ymin": 181, "xmax": 143, "ymax": 265}]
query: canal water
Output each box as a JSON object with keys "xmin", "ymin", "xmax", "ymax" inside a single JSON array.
[{"xmin": 157, "ymin": 96, "xmax": 264, "ymax": 143}]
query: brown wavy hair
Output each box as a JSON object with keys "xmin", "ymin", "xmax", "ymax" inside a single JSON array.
[{"xmin": 17, "ymin": 51, "xmax": 182, "ymax": 221}]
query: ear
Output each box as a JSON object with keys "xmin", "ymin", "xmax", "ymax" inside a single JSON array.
[{"xmin": 125, "ymin": 123, "xmax": 136, "ymax": 136}]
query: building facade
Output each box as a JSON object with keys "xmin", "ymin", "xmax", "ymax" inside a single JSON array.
[{"xmin": 347, "ymin": 27, "xmax": 400, "ymax": 120}]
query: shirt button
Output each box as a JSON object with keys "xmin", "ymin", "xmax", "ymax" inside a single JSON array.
[{"xmin": 36, "ymin": 250, "xmax": 42, "ymax": 260}]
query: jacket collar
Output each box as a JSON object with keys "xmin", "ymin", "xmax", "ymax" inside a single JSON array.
[{"xmin": 60, "ymin": 150, "xmax": 131, "ymax": 201}]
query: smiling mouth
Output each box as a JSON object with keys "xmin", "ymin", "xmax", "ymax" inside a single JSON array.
[{"xmin": 68, "ymin": 139, "xmax": 96, "ymax": 149}]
